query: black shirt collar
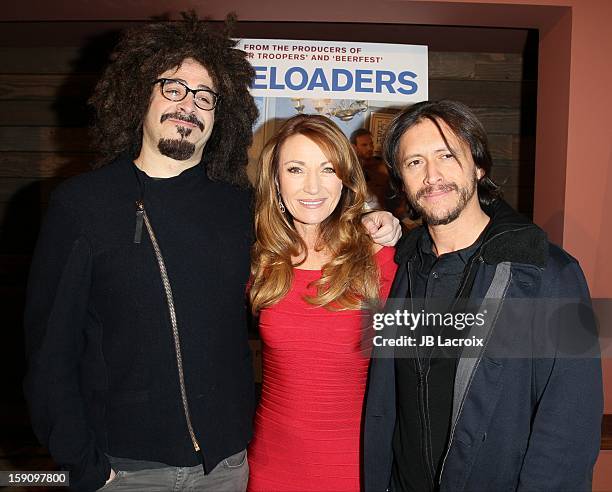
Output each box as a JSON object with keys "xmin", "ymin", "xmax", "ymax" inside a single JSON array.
[{"xmin": 417, "ymin": 224, "xmax": 488, "ymax": 268}]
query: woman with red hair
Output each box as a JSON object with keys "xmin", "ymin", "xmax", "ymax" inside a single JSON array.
[{"xmin": 248, "ymin": 114, "xmax": 398, "ymax": 491}]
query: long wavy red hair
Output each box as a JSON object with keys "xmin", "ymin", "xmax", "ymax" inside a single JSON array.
[{"xmin": 250, "ymin": 114, "xmax": 380, "ymax": 313}]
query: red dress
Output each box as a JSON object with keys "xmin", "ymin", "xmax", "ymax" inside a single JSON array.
[{"xmin": 248, "ymin": 247, "xmax": 397, "ymax": 491}]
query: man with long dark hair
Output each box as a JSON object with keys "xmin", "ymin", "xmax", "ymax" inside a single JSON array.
[
  {"xmin": 364, "ymin": 100, "xmax": 602, "ymax": 491},
  {"xmin": 23, "ymin": 14, "xmax": 400, "ymax": 491}
]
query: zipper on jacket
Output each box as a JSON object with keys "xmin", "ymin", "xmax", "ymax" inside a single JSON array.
[
  {"xmin": 134, "ymin": 201, "xmax": 144, "ymax": 244},
  {"xmin": 416, "ymin": 362, "xmax": 436, "ymax": 489},
  {"xmin": 438, "ymin": 258, "xmax": 483, "ymax": 485},
  {"xmin": 438, "ymin": 230, "xmax": 524, "ymax": 485},
  {"xmin": 135, "ymin": 200, "xmax": 201, "ymax": 453},
  {"xmin": 408, "ymin": 261, "xmax": 436, "ymax": 490}
]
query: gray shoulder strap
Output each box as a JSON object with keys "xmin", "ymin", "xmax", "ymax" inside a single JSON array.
[{"xmin": 452, "ymin": 261, "xmax": 512, "ymax": 426}]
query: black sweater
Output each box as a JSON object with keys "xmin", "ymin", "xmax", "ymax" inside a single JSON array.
[{"xmin": 23, "ymin": 155, "xmax": 255, "ymax": 491}]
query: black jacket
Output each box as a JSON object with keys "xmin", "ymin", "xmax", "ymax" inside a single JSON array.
[
  {"xmin": 364, "ymin": 200, "xmax": 603, "ymax": 491},
  {"xmin": 23, "ymin": 155, "xmax": 255, "ymax": 491}
]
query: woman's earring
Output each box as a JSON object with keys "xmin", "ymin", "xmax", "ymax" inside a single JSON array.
[{"xmin": 277, "ymin": 191, "xmax": 286, "ymax": 213}]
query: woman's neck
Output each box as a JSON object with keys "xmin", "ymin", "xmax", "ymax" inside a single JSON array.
[{"xmin": 293, "ymin": 222, "xmax": 329, "ymax": 270}]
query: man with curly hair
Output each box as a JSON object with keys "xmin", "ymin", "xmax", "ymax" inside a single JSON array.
[
  {"xmin": 23, "ymin": 14, "xmax": 259, "ymax": 492},
  {"xmin": 23, "ymin": 13, "xmax": 400, "ymax": 492}
]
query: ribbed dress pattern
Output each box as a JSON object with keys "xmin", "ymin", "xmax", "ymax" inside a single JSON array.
[{"xmin": 248, "ymin": 247, "xmax": 397, "ymax": 491}]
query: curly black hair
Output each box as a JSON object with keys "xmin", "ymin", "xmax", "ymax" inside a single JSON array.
[{"xmin": 89, "ymin": 12, "xmax": 258, "ymax": 187}]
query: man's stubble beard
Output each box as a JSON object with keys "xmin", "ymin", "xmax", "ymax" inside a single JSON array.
[{"xmin": 407, "ymin": 168, "xmax": 479, "ymax": 226}]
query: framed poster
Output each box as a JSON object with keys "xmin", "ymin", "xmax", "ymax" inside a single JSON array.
[
  {"xmin": 236, "ymin": 38, "xmax": 428, "ymax": 157},
  {"xmin": 369, "ymin": 112, "xmax": 396, "ymax": 156}
]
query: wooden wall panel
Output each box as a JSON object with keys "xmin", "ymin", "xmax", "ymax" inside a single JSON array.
[
  {"xmin": 0, "ymin": 74, "xmax": 97, "ymax": 100},
  {"xmin": 1, "ymin": 48, "xmax": 528, "ymax": 79},
  {"xmin": 0, "ymin": 100, "xmax": 89, "ymax": 126},
  {"xmin": 0, "ymin": 47, "xmax": 100, "ymax": 73},
  {"xmin": 0, "ymin": 47, "xmax": 537, "ymax": 246},
  {"xmin": 490, "ymin": 162, "xmax": 535, "ymax": 187},
  {"xmin": 0, "ymin": 152, "xmax": 92, "ymax": 178},
  {"xmin": 0, "ymin": 127, "xmax": 91, "ymax": 152},
  {"xmin": 428, "ymin": 79, "xmax": 533, "ymax": 108},
  {"xmin": 429, "ymin": 52, "xmax": 524, "ymax": 81}
]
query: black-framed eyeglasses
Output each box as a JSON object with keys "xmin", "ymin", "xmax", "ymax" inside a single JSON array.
[{"xmin": 154, "ymin": 78, "xmax": 220, "ymax": 111}]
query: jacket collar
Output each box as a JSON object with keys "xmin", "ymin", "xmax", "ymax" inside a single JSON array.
[{"xmin": 395, "ymin": 199, "xmax": 549, "ymax": 268}]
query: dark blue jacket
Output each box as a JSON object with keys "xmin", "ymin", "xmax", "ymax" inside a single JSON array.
[{"xmin": 363, "ymin": 200, "xmax": 603, "ymax": 491}]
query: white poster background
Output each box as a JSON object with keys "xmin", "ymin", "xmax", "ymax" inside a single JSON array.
[{"xmin": 236, "ymin": 38, "xmax": 428, "ymax": 103}]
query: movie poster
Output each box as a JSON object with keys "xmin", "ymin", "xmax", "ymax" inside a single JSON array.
[{"xmin": 235, "ymin": 39, "xmax": 428, "ymax": 177}]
